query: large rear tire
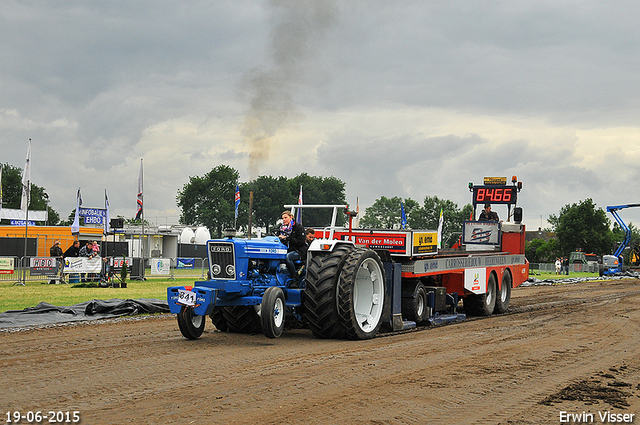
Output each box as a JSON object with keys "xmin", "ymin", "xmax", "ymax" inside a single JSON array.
[
  {"xmin": 304, "ymin": 245, "xmax": 354, "ymax": 339},
  {"xmin": 261, "ymin": 286, "xmax": 286, "ymax": 338},
  {"xmin": 402, "ymin": 280, "xmax": 429, "ymax": 323},
  {"xmin": 210, "ymin": 307, "xmax": 229, "ymax": 332},
  {"xmin": 177, "ymin": 306, "xmax": 205, "ymax": 340},
  {"xmin": 463, "ymin": 272, "xmax": 497, "ymax": 316},
  {"xmin": 337, "ymin": 248, "xmax": 386, "ymax": 340},
  {"xmin": 222, "ymin": 306, "xmax": 262, "ymax": 334},
  {"xmin": 494, "ymin": 271, "xmax": 512, "ymax": 314}
]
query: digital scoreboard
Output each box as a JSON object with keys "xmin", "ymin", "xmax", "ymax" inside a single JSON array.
[{"xmin": 472, "ymin": 186, "xmax": 518, "ymax": 205}]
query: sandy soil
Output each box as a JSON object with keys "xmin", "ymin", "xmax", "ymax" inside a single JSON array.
[{"xmin": 2, "ymin": 279, "xmax": 640, "ymax": 425}]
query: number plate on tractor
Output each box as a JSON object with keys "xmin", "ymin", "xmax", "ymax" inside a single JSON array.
[{"xmin": 177, "ymin": 289, "xmax": 197, "ymax": 306}]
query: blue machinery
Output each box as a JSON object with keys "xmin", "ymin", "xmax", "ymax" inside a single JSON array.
[{"xmin": 602, "ymin": 203, "xmax": 640, "ymax": 275}]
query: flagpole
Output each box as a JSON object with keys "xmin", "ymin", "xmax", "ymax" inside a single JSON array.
[
  {"xmin": 139, "ymin": 159, "xmax": 145, "ymax": 280},
  {"xmin": 19, "ymin": 139, "xmax": 31, "ymax": 286}
]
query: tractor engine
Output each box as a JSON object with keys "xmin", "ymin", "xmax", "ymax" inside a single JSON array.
[{"xmin": 203, "ymin": 235, "xmax": 290, "ymax": 299}]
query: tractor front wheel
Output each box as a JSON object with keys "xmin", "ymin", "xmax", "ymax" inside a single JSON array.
[
  {"xmin": 177, "ymin": 306, "xmax": 205, "ymax": 339},
  {"xmin": 261, "ymin": 286, "xmax": 286, "ymax": 338}
]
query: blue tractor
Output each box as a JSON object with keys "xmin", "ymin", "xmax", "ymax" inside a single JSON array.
[{"xmin": 167, "ymin": 205, "xmax": 388, "ymax": 340}]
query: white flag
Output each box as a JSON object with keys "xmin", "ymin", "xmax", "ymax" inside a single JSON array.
[
  {"xmin": 104, "ymin": 189, "xmax": 110, "ymax": 235},
  {"xmin": 0, "ymin": 164, "xmax": 3, "ymax": 218},
  {"xmin": 71, "ymin": 188, "xmax": 82, "ymax": 235},
  {"xmin": 20, "ymin": 139, "xmax": 31, "ymax": 212},
  {"xmin": 135, "ymin": 159, "xmax": 143, "ymax": 220},
  {"xmin": 437, "ymin": 207, "xmax": 444, "ymax": 249}
]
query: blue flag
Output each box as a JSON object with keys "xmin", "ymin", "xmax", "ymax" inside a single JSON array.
[
  {"xmin": 234, "ymin": 183, "xmax": 240, "ymax": 219},
  {"xmin": 401, "ymin": 202, "xmax": 407, "ymax": 229}
]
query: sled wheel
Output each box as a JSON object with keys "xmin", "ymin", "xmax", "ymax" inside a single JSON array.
[
  {"xmin": 463, "ymin": 272, "xmax": 497, "ymax": 316},
  {"xmin": 261, "ymin": 286, "xmax": 286, "ymax": 338},
  {"xmin": 177, "ymin": 305, "xmax": 205, "ymax": 340},
  {"xmin": 304, "ymin": 245, "xmax": 355, "ymax": 339},
  {"xmin": 494, "ymin": 271, "xmax": 512, "ymax": 314},
  {"xmin": 337, "ymin": 248, "xmax": 386, "ymax": 340},
  {"xmin": 402, "ymin": 281, "xmax": 429, "ymax": 323}
]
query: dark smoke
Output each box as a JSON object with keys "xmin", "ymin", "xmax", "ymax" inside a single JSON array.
[{"xmin": 240, "ymin": 0, "xmax": 338, "ymax": 178}]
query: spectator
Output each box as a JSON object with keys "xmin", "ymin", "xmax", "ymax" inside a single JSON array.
[
  {"xmin": 64, "ymin": 240, "xmax": 80, "ymax": 258},
  {"xmin": 79, "ymin": 240, "xmax": 96, "ymax": 282},
  {"xmin": 555, "ymin": 258, "xmax": 561, "ymax": 275},
  {"xmin": 49, "ymin": 240, "xmax": 64, "ymax": 284}
]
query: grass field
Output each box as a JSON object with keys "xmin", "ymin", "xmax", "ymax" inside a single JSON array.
[
  {"xmin": 0, "ymin": 276, "xmax": 198, "ymax": 313},
  {"xmin": 1, "ymin": 268, "xmax": 602, "ymax": 314},
  {"xmin": 530, "ymin": 271, "xmax": 599, "ymax": 280}
]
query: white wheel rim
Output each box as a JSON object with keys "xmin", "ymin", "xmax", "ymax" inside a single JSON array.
[
  {"xmin": 353, "ymin": 257, "xmax": 384, "ymax": 333},
  {"xmin": 191, "ymin": 312, "xmax": 203, "ymax": 328},
  {"xmin": 273, "ymin": 297, "xmax": 284, "ymax": 327},
  {"xmin": 417, "ymin": 292, "xmax": 424, "ymax": 316}
]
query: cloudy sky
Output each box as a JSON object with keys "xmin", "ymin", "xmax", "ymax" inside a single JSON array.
[{"xmin": 3, "ymin": 0, "xmax": 640, "ymax": 229}]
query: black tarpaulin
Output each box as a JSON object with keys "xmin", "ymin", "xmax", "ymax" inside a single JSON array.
[{"xmin": 0, "ymin": 298, "xmax": 170, "ymax": 329}]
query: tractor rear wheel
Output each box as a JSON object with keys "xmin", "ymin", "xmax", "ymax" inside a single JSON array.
[
  {"xmin": 261, "ymin": 286, "xmax": 286, "ymax": 338},
  {"xmin": 177, "ymin": 306, "xmax": 205, "ymax": 340},
  {"xmin": 222, "ymin": 306, "xmax": 262, "ymax": 334},
  {"xmin": 210, "ymin": 307, "xmax": 229, "ymax": 332},
  {"xmin": 337, "ymin": 248, "xmax": 386, "ymax": 340},
  {"xmin": 494, "ymin": 271, "xmax": 512, "ymax": 314},
  {"xmin": 304, "ymin": 245, "xmax": 354, "ymax": 339}
]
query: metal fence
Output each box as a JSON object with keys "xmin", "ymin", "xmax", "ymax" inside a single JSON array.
[
  {"xmin": 529, "ymin": 262, "xmax": 598, "ymax": 273},
  {"xmin": 0, "ymin": 256, "xmax": 211, "ymax": 285}
]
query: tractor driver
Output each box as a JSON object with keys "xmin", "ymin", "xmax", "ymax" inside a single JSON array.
[
  {"xmin": 278, "ymin": 210, "xmax": 306, "ymax": 282},
  {"xmin": 479, "ymin": 203, "xmax": 499, "ymax": 221}
]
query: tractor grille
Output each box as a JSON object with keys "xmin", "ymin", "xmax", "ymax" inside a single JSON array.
[{"xmin": 208, "ymin": 241, "xmax": 236, "ymax": 280}]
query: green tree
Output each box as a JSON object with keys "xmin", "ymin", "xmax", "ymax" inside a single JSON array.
[
  {"xmin": 1, "ymin": 163, "xmax": 60, "ymax": 225},
  {"xmin": 289, "ymin": 173, "xmax": 347, "ymax": 228},
  {"xmin": 548, "ymin": 198, "xmax": 614, "ymax": 255},
  {"xmin": 360, "ymin": 196, "xmax": 419, "ymax": 229},
  {"xmin": 525, "ymin": 238, "xmax": 560, "ymax": 263},
  {"xmin": 409, "ymin": 196, "xmax": 473, "ymax": 248},
  {"xmin": 237, "ymin": 173, "xmax": 348, "ymax": 235},
  {"xmin": 176, "ymin": 165, "xmax": 239, "ymax": 238},
  {"xmin": 240, "ymin": 175, "xmax": 291, "ymax": 235}
]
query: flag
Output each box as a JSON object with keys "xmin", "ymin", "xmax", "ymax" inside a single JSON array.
[
  {"xmin": 0, "ymin": 164, "xmax": 3, "ymax": 218},
  {"xmin": 135, "ymin": 159, "xmax": 143, "ymax": 220},
  {"xmin": 437, "ymin": 207, "xmax": 444, "ymax": 249},
  {"xmin": 234, "ymin": 183, "xmax": 240, "ymax": 219},
  {"xmin": 401, "ymin": 202, "xmax": 407, "ymax": 229},
  {"xmin": 20, "ymin": 139, "xmax": 31, "ymax": 212},
  {"xmin": 71, "ymin": 188, "xmax": 82, "ymax": 235},
  {"xmin": 104, "ymin": 189, "xmax": 110, "ymax": 235},
  {"xmin": 296, "ymin": 185, "xmax": 302, "ymax": 224}
]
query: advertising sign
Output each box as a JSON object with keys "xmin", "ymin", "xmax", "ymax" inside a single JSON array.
[
  {"xmin": 78, "ymin": 208, "xmax": 106, "ymax": 225},
  {"xmin": 63, "ymin": 257, "xmax": 102, "ymax": 274},
  {"xmin": 151, "ymin": 258, "xmax": 171, "ymax": 275},
  {"xmin": 463, "ymin": 221, "xmax": 501, "ymax": 245},
  {"xmin": 412, "ymin": 231, "xmax": 438, "ymax": 255},
  {"xmin": 464, "ymin": 268, "xmax": 487, "ymax": 294},
  {"xmin": 30, "ymin": 257, "xmax": 58, "ymax": 276},
  {"xmin": 0, "ymin": 258, "xmax": 14, "ymax": 275},
  {"xmin": 176, "ymin": 258, "xmax": 195, "ymax": 269}
]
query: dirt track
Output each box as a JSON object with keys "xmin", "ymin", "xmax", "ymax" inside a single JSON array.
[{"xmin": 2, "ymin": 279, "xmax": 640, "ymax": 425}]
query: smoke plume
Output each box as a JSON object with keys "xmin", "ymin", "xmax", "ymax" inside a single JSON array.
[{"xmin": 241, "ymin": 0, "xmax": 337, "ymax": 178}]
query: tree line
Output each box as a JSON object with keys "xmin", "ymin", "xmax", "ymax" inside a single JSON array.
[
  {"xmin": 2, "ymin": 160, "xmax": 635, "ymax": 259},
  {"xmin": 525, "ymin": 198, "xmax": 640, "ymax": 263}
]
